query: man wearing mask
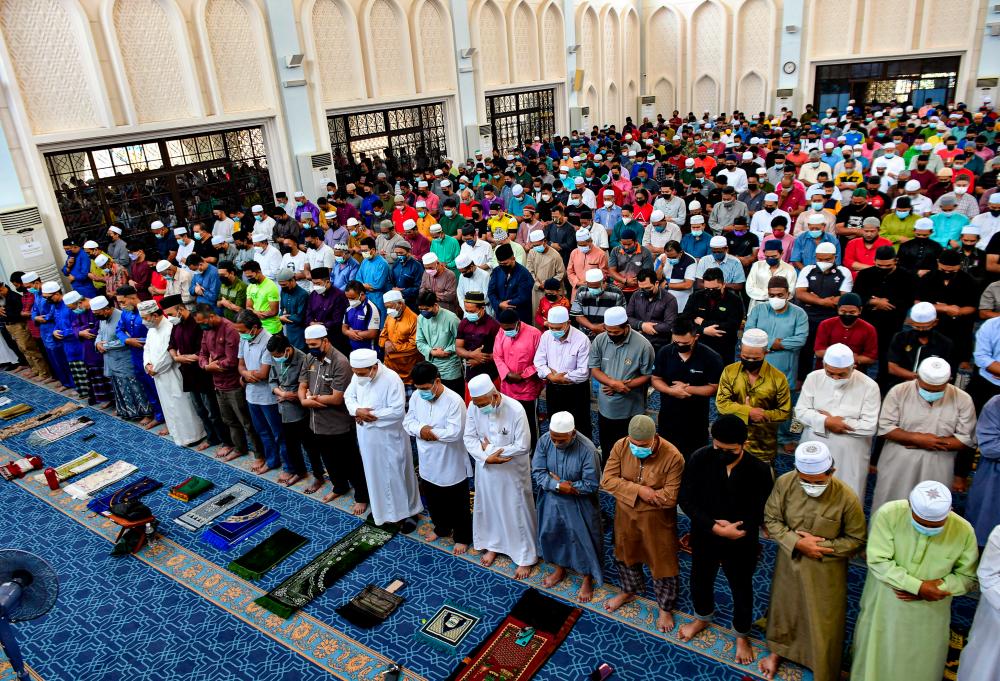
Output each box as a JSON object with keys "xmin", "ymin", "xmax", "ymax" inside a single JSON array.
[
  {"xmin": 709, "ymin": 187, "xmax": 749, "ymax": 235},
  {"xmin": 794, "ymin": 192, "xmax": 835, "ymax": 236},
  {"xmin": 250, "ymin": 204, "xmax": 275, "ymax": 242},
  {"xmin": 544, "ymin": 205, "xmax": 578, "ymax": 267},
  {"xmin": 626, "ymin": 268, "xmax": 677, "ymax": 351},
  {"xmin": 678, "ymin": 415, "xmax": 773, "ymax": 665},
  {"xmin": 534, "ymin": 305, "xmax": 593, "ymax": 441},
  {"xmin": 487, "ymin": 243, "xmax": 534, "ymax": 324},
  {"xmin": 457, "ymin": 225, "xmax": 492, "ymax": 271},
  {"xmin": 685, "ymin": 267, "xmax": 744, "ymax": 361},
  {"xmin": 716, "ymin": 328, "xmax": 793, "ymax": 464},
  {"xmin": 373, "ymin": 219, "xmax": 404, "ymax": 262},
  {"xmin": 914, "ymin": 249, "xmax": 979, "ymax": 363},
  {"xmin": 843, "ymin": 218, "xmax": 892, "ymax": 277},
  {"xmin": 379, "ymin": 290, "xmax": 420, "ymax": 387},
  {"xmin": 757, "ymin": 214, "xmax": 795, "ymax": 261},
  {"xmin": 154, "ymin": 260, "xmax": 194, "ymax": 308},
  {"xmin": 813, "ymin": 292, "xmax": 878, "ymax": 370},
  {"xmin": 895, "ymin": 217, "xmax": 942, "ymax": 274},
  {"xmin": 415, "ymin": 290, "xmax": 464, "ymax": 397},
  {"xmin": 760, "ymin": 441, "xmax": 866, "ymax": 681},
  {"xmin": 387, "ymin": 241, "xmax": 422, "ymax": 309},
  {"xmin": 342, "ymin": 281, "xmax": 381, "ymax": 352},
  {"xmin": 589, "ymin": 306, "xmax": 655, "ymax": 462},
  {"xmin": 114, "ymin": 286, "xmax": 162, "ymax": 427},
  {"xmin": 419, "ymin": 252, "xmax": 460, "ymax": 316},
  {"xmin": 853, "ymin": 246, "xmax": 916, "ymax": 383},
  {"xmin": 61, "ymin": 238, "xmax": 98, "ymax": 298},
  {"xmin": 241, "ymin": 261, "xmax": 282, "ymax": 335},
  {"xmin": 251, "ymin": 231, "xmax": 282, "ymax": 281},
  {"xmin": 93, "ymin": 294, "xmax": 150, "ymax": 420},
  {"xmin": 654, "ymin": 181, "xmax": 687, "ymax": 224},
  {"xmin": 609, "ymin": 229, "xmax": 655, "ymax": 298},
  {"xmin": 106, "ymin": 225, "xmax": 129, "ymax": 269},
  {"xmin": 835, "ymin": 189, "xmax": 881, "ymax": 242},
  {"xmin": 719, "ymin": 154, "xmax": 749, "ymax": 192},
  {"xmin": 216, "ymin": 261, "xmax": 248, "ymax": 322},
  {"xmin": 793, "ymin": 242, "xmax": 851, "ymax": 379},
  {"xmin": 681, "ymin": 215, "xmax": 713, "ymax": 258},
  {"xmin": 150, "ymin": 220, "xmax": 178, "ymax": 262},
  {"xmin": 745, "ymin": 277, "xmax": 809, "ymax": 394}
]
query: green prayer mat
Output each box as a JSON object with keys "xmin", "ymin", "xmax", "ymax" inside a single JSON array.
[
  {"xmin": 254, "ymin": 522, "xmax": 395, "ymax": 619},
  {"xmin": 169, "ymin": 475, "xmax": 214, "ymax": 502},
  {"xmin": 227, "ymin": 528, "xmax": 308, "ymax": 580}
]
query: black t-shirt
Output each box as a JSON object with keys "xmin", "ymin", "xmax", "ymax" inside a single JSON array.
[
  {"xmin": 835, "ymin": 204, "xmax": 880, "ymax": 230},
  {"xmin": 726, "ymin": 231, "xmax": 760, "ymax": 258},
  {"xmin": 854, "ymin": 266, "xmax": 916, "ymax": 335},
  {"xmin": 653, "ymin": 342, "xmax": 724, "ymax": 420},
  {"xmin": 886, "ymin": 329, "xmax": 954, "ymax": 375},
  {"xmin": 897, "ymin": 238, "xmax": 942, "ymax": 272}
]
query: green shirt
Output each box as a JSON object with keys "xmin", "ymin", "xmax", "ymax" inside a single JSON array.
[
  {"xmin": 430, "ymin": 235, "xmax": 462, "ymax": 274},
  {"xmin": 247, "ymin": 278, "xmax": 282, "ymax": 334},
  {"xmin": 415, "ymin": 308, "xmax": 462, "ymax": 379},
  {"xmin": 438, "ymin": 213, "xmax": 467, "ymax": 238},
  {"xmin": 220, "ymin": 279, "xmax": 247, "ymax": 322},
  {"xmin": 879, "ymin": 213, "xmax": 918, "ymax": 245}
]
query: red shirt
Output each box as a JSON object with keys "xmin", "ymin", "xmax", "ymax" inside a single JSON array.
[
  {"xmin": 843, "ymin": 236, "xmax": 892, "ymax": 278},
  {"xmin": 778, "ymin": 184, "xmax": 807, "ymax": 215},
  {"xmin": 392, "ymin": 205, "xmax": 419, "ymax": 234},
  {"xmin": 814, "ymin": 316, "xmax": 878, "ymax": 362}
]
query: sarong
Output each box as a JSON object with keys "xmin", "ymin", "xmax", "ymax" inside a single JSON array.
[
  {"xmin": 415, "ymin": 602, "xmax": 483, "ymax": 654},
  {"xmin": 445, "ymin": 589, "xmax": 581, "ymax": 681},
  {"xmin": 110, "ymin": 375, "xmax": 151, "ymax": 420},
  {"xmin": 336, "ymin": 580, "xmax": 406, "ymax": 628},
  {"xmin": 255, "ymin": 522, "xmax": 396, "ymax": 619},
  {"xmin": 227, "ymin": 528, "xmax": 308, "ymax": 580},
  {"xmin": 31, "ymin": 450, "xmax": 107, "ymax": 484},
  {"xmin": 173, "ymin": 481, "xmax": 261, "ymax": 531},
  {"xmin": 86, "ymin": 476, "xmax": 162, "ymax": 515},
  {"xmin": 86, "ymin": 364, "xmax": 112, "ymax": 405},
  {"xmin": 63, "ymin": 460, "xmax": 138, "ymax": 500},
  {"xmin": 26, "ymin": 415, "xmax": 95, "ymax": 446},
  {"xmin": 0, "ymin": 402, "xmax": 81, "ymax": 439},
  {"xmin": 201, "ymin": 502, "xmax": 280, "ymax": 551},
  {"xmin": 68, "ymin": 360, "xmax": 91, "ymax": 400}
]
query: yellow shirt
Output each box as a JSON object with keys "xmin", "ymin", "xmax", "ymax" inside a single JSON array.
[
  {"xmin": 487, "ymin": 213, "xmax": 518, "ymax": 236},
  {"xmin": 416, "ymin": 214, "xmax": 438, "ymax": 239}
]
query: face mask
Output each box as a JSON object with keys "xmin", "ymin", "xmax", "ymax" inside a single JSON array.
[
  {"xmin": 362, "ymin": 251, "xmax": 374, "ymax": 260},
  {"xmin": 253, "ymin": 246, "xmax": 264, "ymax": 255},
  {"xmin": 443, "ymin": 210, "xmax": 453, "ymax": 217},
  {"xmin": 911, "ymin": 517, "xmax": 945, "ymax": 536},
  {"xmin": 895, "ymin": 211, "xmax": 910, "ymax": 220},
  {"xmin": 71, "ymin": 307, "xmax": 85, "ymax": 315},
  {"xmin": 141, "ymin": 319, "xmax": 155, "ymax": 328},
  {"xmin": 198, "ymin": 322, "xmax": 212, "ymax": 330},
  {"xmin": 193, "ymin": 233, "xmax": 202, "ymax": 241},
  {"xmin": 308, "ymin": 347, "xmax": 325, "ymax": 358},
  {"xmin": 800, "ymin": 481, "xmax": 829, "ymax": 498},
  {"xmin": 273, "ymin": 354, "xmax": 289, "ymax": 365},
  {"xmin": 918, "ymin": 387, "xmax": 945, "ymax": 403},
  {"xmin": 580, "ymin": 245, "xmax": 591, "ymax": 254},
  {"xmin": 884, "ymin": 152, "xmax": 895, "ymax": 158},
  {"xmin": 350, "ymin": 231, "xmax": 359, "ymax": 238},
  {"xmin": 479, "ymin": 402, "xmax": 496, "ymax": 415},
  {"xmin": 839, "ymin": 313, "xmax": 858, "ymax": 326},
  {"xmin": 355, "ymin": 374, "xmax": 372, "ymax": 387},
  {"xmin": 420, "ymin": 310, "xmax": 436, "ymax": 319},
  {"xmin": 348, "ymin": 298, "xmax": 362, "ymax": 309},
  {"xmin": 551, "ymin": 327, "xmax": 567, "ymax": 339},
  {"xmin": 674, "ymin": 343, "xmax": 692, "ymax": 353},
  {"xmin": 155, "ymin": 233, "xmax": 164, "ymax": 239},
  {"xmin": 239, "ymin": 332, "xmax": 254, "ymax": 341},
  {"xmin": 542, "ymin": 194, "xmax": 552, "ymax": 201},
  {"xmin": 712, "ymin": 251, "xmax": 726, "ymax": 262},
  {"xmin": 463, "ymin": 311, "xmax": 480, "ymax": 323},
  {"xmin": 27, "ymin": 287, "xmax": 38, "ymax": 294},
  {"xmin": 768, "ymin": 297, "xmax": 786, "ymax": 311},
  {"xmin": 418, "ymin": 389, "xmax": 436, "ymax": 401},
  {"xmin": 334, "ymin": 256, "xmax": 346, "ymax": 264},
  {"xmin": 691, "ymin": 229, "xmax": 704, "ymax": 237},
  {"xmin": 166, "ymin": 315, "xmax": 181, "ymax": 326},
  {"xmin": 503, "ymin": 328, "xmax": 518, "ymax": 338},
  {"xmin": 587, "ymin": 286, "xmax": 602, "ymax": 297},
  {"xmin": 608, "ymin": 331, "xmax": 627, "ymax": 344},
  {"xmin": 765, "ymin": 255, "xmax": 782, "ymax": 267},
  {"xmin": 604, "ymin": 200, "xmax": 614, "ymax": 208},
  {"xmin": 629, "ymin": 443, "xmax": 653, "ymax": 459},
  {"xmin": 716, "ymin": 447, "xmax": 740, "ymax": 465},
  {"xmin": 741, "ymin": 358, "xmax": 764, "ymax": 372},
  {"xmin": 816, "ymin": 261, "xmax": 833, "ymax": 272},
  {"xmin": 533, "ymin": 245, "xmax": 545, "ymax": 253},
  {"xmin": 568, "ymin": 199, "xmax": 579, "ymax": 206},
  {"xmin": 163, "ymin": 275, "xmax": 174, "ymax": 282}
]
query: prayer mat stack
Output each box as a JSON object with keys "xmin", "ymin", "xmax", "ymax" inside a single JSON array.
[
  {"xmin": 173, "ymin": 481, "xmax": 260, "ymax": 531},
  {"xmin": 0, "ymin": 402, "xmax": 80, "ymax": 439},
  {"xmin": 255, "ymin": 522, "xmax": 396, "ymax": 619},
  {"xmin": 201, "ymin": 502, "xmax": 280, "ymax": 551},
  {"xmin": 445, "ymin": 589, "xmax": 581, "ymax": 681},
  {"xmin": 227, "ymin": 528, "xmax": 308, "ymax": 580}
]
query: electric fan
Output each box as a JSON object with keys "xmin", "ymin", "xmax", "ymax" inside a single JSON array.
[{"xmin": 0, "ymin": 550, "xmax": 58, "ymax": 681}]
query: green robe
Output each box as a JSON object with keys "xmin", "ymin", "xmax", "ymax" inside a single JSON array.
[
  {"xmin": 430, "ymin": 235, "xmax": 461, "ymax": 275},
  {"xmin": 851, "ymin": 500, "xmax": 979, "ymax": 681},
  {"xmin": 764, "ymin": 473, "xmax": 866, "ymax": 681}
]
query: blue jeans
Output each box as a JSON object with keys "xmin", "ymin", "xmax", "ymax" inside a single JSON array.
[{"xmin": 247, "ymin": 402, "xmax": 286, "ymax": 471}]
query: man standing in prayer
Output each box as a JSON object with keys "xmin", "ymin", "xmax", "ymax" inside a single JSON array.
[
  {"xmin": 678, "ymin": 415, "xmax": 773, "ymax": 664},
  {"xmin": 116, "ymin": 286, "xmax": 162, "ymax": 428},
  {"xmin": 759, "ymin": 441, "xmax": 866, "ymax": 681},
  {"xmin": 601, "ymin": 414, "xmax": 685, "ymax": 632},
  {"xmin": 93, "ymin": 295, "xmax": 150, "ymax": 420},
  {"xmin": 379, "ymin": 290, "xmax": 421, "ymax": 388},
  {"xmin": 404, "ymin": 362, "xmax": 473, "ymax": 554},
  {"xmin": 873, "ymin": 357, "xmax": 977, "ymax": 511},
  {"xmin": 64, "ymin": 292, "xmax": 113, "ymax": 407},
  {"xmin": 463, "ymin": 373, "xmax": 538, "ymax": 579},
  {"xmin": 345, "ymin": 348, "xmax": 423, "ymax": 532},
  {"xmin": 966, "ymin": 395, "xmax": 1000, "ymax": 545},
  {"xmin": 590, "ymin": 306, "xmax": 655, "ymax": 462},
  {"xmin": 794, "ymin": 343, "xmax": 881, "ymax": 502},
  {"xmin": 851, "ymin": 481, "xmax": 979, "ymax": 681},
  {"xmin": 415, "ymin": 290, "xmax": 464, "ymax": 396},
  {"xmin": 56, "ymin": 291, "xmax": 89, "ymax": 401},
  {"xmin": 265, "ymin": 333, "xmax": 308, "ymax": 487},
  {"xmin": 234, "ymin": 311, "xmax": 284, "ymax": 475},
  {"xmin": 298, "ymin": 324, "xmax": 369, "ymax": 509},
  {"xmin": 716, "ymin": 328, "xmax": 792, "ymax": 464},
  {"xmin": 532, "ymin": 411, "xmax": 603, "ymax": 603},
  {"xmin": 957, "ymin": 524, "xmax": 1000, "ymax": 680},
  {"xmin": 494, "ymin": 308, "xmax": 543, "ymax": 448},
  {"xmin": 533, "ymin": 305, "xmax": 593, "ymax": 443},
  {"xmin": 139, "ymin": 300, "xmax": 206, "ymax": 447}
]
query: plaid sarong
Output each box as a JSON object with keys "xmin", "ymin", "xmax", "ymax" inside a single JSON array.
[{"xmin": 68, "ymin": 360, "xmax": 90, "ymax": 400}]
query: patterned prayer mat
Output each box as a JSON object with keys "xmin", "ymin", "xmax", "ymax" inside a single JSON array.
[
  {"xmin": 86, "ymin": 476, "xmax": 162, "ymax": 515},
  {"xmin": 26, "ymin": 414, "xmax": 94, "ymax": 446},
  {"xmin": 201, "ymin": 502, "xmax": 280, "ymax": 551},
  {"xmin": 173, "ymin": 481, "xmax": 261, "ymax": 531},
  {"xmin": 446, "ymin": 589, "xmax": 581, "ymax": 681},
  {"xmin": 62, "ymin": 460, "xmax": 137, "ymax": 500},
  {"xmin": 255, "ymin": 522, "xmax": 396, "ymax": 619},
  {"xmin": 33, "ymin": 450, "xmax": 106, "ymax": 483},
  {"xmin": 227, "ymin": 528, "xmax": 309, "ymax": 581},
  {"xmin": 415, "ymin": 602, "xmax": 483, "ymax": 654},
  {"xmin": 0, "ymin": 401, "xmax": 80, "ymax": 439}
]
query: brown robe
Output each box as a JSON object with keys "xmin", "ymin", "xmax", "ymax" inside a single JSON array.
[{"xmin": 601, "ymin": 436, "xmax": 685, "ymax": 578}]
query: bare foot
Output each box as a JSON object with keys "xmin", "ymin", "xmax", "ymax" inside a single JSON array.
[
  {"xmin": 138, "ymin": 417, "xmax": 153, "ymax": 428},
  {"xmin": 656, "ymin": 609, "xmax": 675, "ymax": 633},
  {"xmin": 453, "ymin": 543, "xmax": 468, "ymax": 555},
  {"xmin": 284, "ymin": 473, "xmax": 303, "ymax": 487},
  {"xmin": 513, "ymin": 564, "xmax": 534, "ymax": 580},
  {"xmin": 542, "ymin": 566, "xmax": 566, "ymax": 588},
  {"xmin": 480, "ymin": 551, "xmax": 497, "ymax": 567},
  {"xmin": 304, "ymin": 478, "xmax": 324, "ymax": 494},
  {"xmin": 734, "ymin": 636, "xmax": 755, "ymax": 665},
  {"xmin": 157, "ymin": 427, "xmax": 170, "ymax": 436},
  {"xmin": 144, "ymin": 419, "xmax": 163, "ymax": 431},
  {"xmin": 99, "ymin": 401, "xmax": 113, "ymax": 410},
  {"xmin": 603, "ymin": 592, "xmax": 636, "ymax": 613},
  {"xmin": 195, "ymin": 441, "xmax": 211, "ymax": 451},
  {"xmin": 577, "ymin": 575, "xmax": 594, "ymax": 603},
  {"xmin": 322, "ymin": 490, "xmax": 343, "ymax": 503},
  {"xmin": 250, "ymin": 460, "xmax": 270, "ymax": 474},
  {"xmin": 222, "ymin": 450, "xmax": 244, "ymax": 462},
  {"xmin": 678, "ymin": 618, "xmax": 710, "ymax": 642},
  {"xmin": 214, "ymin": 445, "xmax": 233, "ymax": 459},
  {"xmin": 276, "ymin": 472, "xmax": 291, "ymax": 484},
  {"xmin": 350, "ymin": 502, "xmax": 367, "ymax": 515},
  {"xmin": 758, "ymin": 652, "xmax": 781, "ymax": 679},
  {"xmin": 425, "ymin": 531, "xmax": 439, "ymax": 542}
]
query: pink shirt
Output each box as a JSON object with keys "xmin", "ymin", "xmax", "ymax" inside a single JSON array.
[{"xmin": 493, "ymin": 322, "xmax": 543, "ymax": 400}]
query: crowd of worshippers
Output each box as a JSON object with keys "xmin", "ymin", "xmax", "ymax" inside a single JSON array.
[{"xmin": 3, "ymin": 100, "xmax": 1000, "ymax": 681}]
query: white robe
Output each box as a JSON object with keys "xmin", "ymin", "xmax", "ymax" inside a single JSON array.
[
  {"xmin": 958, "ymin": 524, "xmax": 1000, "ymax": 681},
  {"xmin": 141, "ymin": 319, "xmax": 205, "ymax": 446},
  {"xmin": 345, "ymin": 363, "xmax": 423, "ymax": 525},
  {"xmin": 795, "ymin": 368, "xmax": 881, "ymax": 502},
  {"xmin": 403, "ymin": 386, "xmax": 472, "ymax": 487},
  {"xmin": 463, "ymin": 394, "xmax": 539, "ymax": 566}
]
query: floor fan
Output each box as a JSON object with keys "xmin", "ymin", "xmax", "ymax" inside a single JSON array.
[{"xmin": 0, "ymin": 550, "xmax": 58, "ymax": 681}]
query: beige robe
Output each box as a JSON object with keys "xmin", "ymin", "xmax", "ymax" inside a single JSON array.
[
  {"xmin": 764, "ymin": 473, "xmax": 866, "ymax": 681},
  {"xmin": 524, "ymin": 246, "xmax": 566, "ymax": 314}
]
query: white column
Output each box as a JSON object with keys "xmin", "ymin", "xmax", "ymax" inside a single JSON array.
[
  {"xmin": 776, "ymin": 0, "xmax": 804, "ymax": 112},
  {"xmin": 563, "ymin": 0, "xmax": 579, "ymax": 109},
  {"xmin": 0, "ymin": 131, "xmax": 24, "ymax": 209},
  {"xmin": 975, "ymin": 10, "xmax": 1000, "ymax": 106},
  {"xmin": 449, "ymin": 0, "xmax": 480, "ymax": 159}
]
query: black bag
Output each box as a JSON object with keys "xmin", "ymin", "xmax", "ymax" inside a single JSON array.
[{"xmin": 110, "ymin": 500, "xmax": 152, "ymax": 521}]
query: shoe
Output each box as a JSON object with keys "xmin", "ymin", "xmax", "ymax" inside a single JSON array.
[{"xmin": 400, "ymin": 518, "xmax": 418, "ymax": 534}]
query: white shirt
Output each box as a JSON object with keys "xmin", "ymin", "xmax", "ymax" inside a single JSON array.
[
  {"xmin": 893, "ymin": 193, "xmax": 933, "ymax": 216},
  {"xmin": 213, "ymin": 218, "xmax": 235, "ymax": 240},
  {"xmin": 750, "ymin": 208, "xmax": 791, "ymax": 240},
  {"xmin": 307, "ymin": 243, "xmax": 336, "ymax": 271},
  {"xmin": 253, "ymin": 244, "xmax": 283, "ymax": 281},
  {"xmin": 642, "ymin": 222, "xmax": 683, "ymax": 252},
  {"xmin": 176, "ymin": 239, "xmax": 195, "ymax": 266},
  {"xmin": 588, "ymin": 223, "xmax": 610, "ymax": 250},
  {"xmin": 717, "ymin": 167, "xmax": 749, "ymax": 193},
  {"xmin": 251, "ymin": 216, "xmax": 276, "ymax": 242},
  {"xmin": 459, "ymin": 240, "xmax": 493, "ymax": 268},
  {"xmin": 457, "ymin": 267, "xmax": 493, "ymax": 315},
  {"xmin": 403, "ymin": 387, "xmax": 473, "ymax": 487},
  {"xmin": 973, "ymin": 211, "xmax": 1000, "ymax": 250},
  {"xmin": 581, "ymin": 187, "xmax": 597, "ymax": 210}
]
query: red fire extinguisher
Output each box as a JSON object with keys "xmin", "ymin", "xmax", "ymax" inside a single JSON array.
[{"xmin": 0, "ymin": 456, "xmax": 43, "ymax": 481}]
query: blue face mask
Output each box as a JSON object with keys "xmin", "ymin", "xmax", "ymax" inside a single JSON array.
[
  {"xmin": 712, "ymin": 251, "xmax": 726, "ymax": 262},
  {"xmin": 504, "ymin": 328, "xmax": 518, "ymax": 338},
  {"xmin": 420, "ymin": 310, "xmax": 435, "ymax": 319},
  {"xmin": 479, "ymin": 403, "xmax": 496, "ymax": 415},
  {"xmin": 808, "ymin": 229, "xmax": 823, "ymax": 239},
  {"xmin": 418, "ymin": 389, "xmax": 436, "ymax": 401},
  {"xmin": 273, "ymin": 354, "xmax": 288, "ymax": 364},
  {"xmin": 551, "ymin": 328, "xmax": 567, "ymax": 339},
  {"xmin": 71, "ymin": 308, "xmax": 85, "ymax": 315},
  {"xmin": 666, "ymin": 257, "xmax": 679, "ymax": 266},
  {"xmin": 765, "ymin": 256, "xmax": 781, "ymax": 266},
  {"xmin": 587, "ymin": 286, "xmax": 602, "ymax": 296},
  {"xmin": 918, "ymin": 387, "xmax": 945, "ymax": 403},
  {"xmin": 464, "ymin": 312, "xmax": 480, "ymax": 323},
  {"xmin": 335, "ymin": 256, "xmax": 345, "ymax": 264},
  {"xmin": 654, "ymin": 225, "xmax": 666, "ymax": 232},
  {"xmin": 911, "ymin": 517, "xmax": 944, "ymax": 536},
  {"xmin": 396, "ymin": 255, "xmax": 406, "ymax": 263},
  {"xmin": 193, "ymin": 233, "xmax": 202, "ymax": 240},
  {"xmin": 27, "ymin": 287, "xmax": 38, "ymax": 294},
  {"xmin": 533, "ymin": 245, "xmax": 545, "ymax": 253},
  {"xmin": 629, "ymin": 443, "xmax": 653, "ymax": 459},
  {"xmin": 895, "ymin": 211, "xmax": 910, "ymax": 220}
]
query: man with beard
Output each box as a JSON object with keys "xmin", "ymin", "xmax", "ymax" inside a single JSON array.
[{"xmin": 843, "ymin": 218, "xmax": 892, "ymax": 278}]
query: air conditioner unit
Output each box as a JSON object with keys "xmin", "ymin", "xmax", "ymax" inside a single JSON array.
[
  {"xmin": 777, "ymin": 88, "xmax": 795, "ymax": 98},
  {"xmin": 294, "ymin": 152, "xmax": 335, "ymax": 199},
  {"xmin": 569, "ymin": 106, "xmax": 591, "ymax": 130},
  {"xmin": 639, "ymin": 95, "xmax": 656, "ymax": 120},
  {"xmin": 0, "ymin": 205, "xmax": 59, "ymax": 284}
]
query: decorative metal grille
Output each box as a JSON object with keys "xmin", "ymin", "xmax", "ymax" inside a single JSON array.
[
  {"xmin": 326, "ymin": 102, "xmax": 448, "ymax": 182},
  {"xmin": 44, "ymin": 125, "xmax": 272, "ymax": 244},
  {"xmin": 485, "ymin": 87, "xmax": 555, "ymax": 153}
]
